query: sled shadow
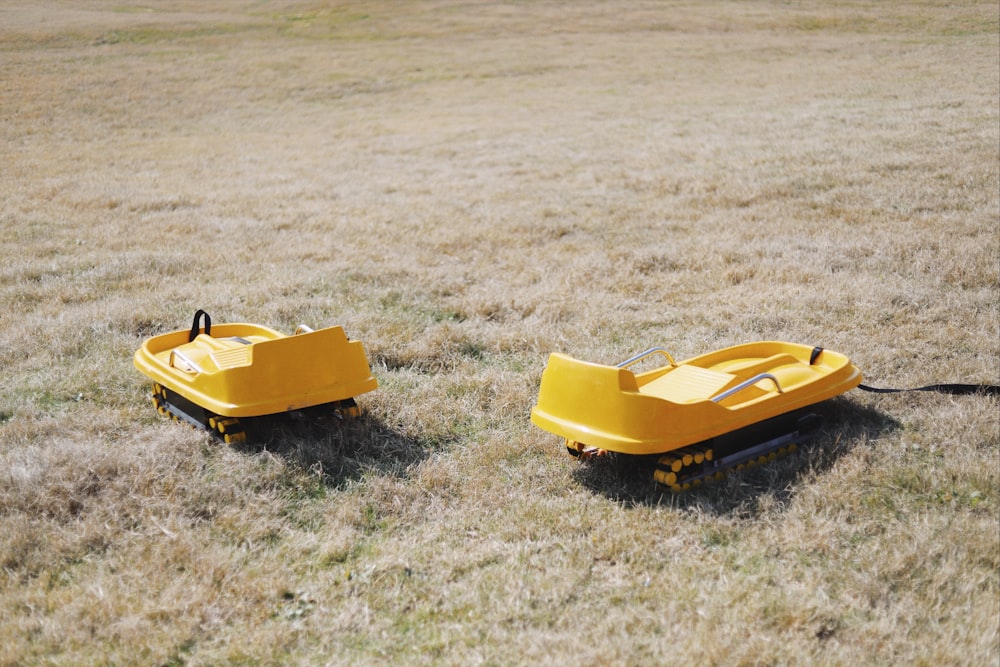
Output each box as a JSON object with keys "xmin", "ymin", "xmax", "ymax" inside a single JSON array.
[
  {"xmin": 571, "ymin": 397, "xmax": 900, "ymax": 516},
  {"xmin": 230, "ymin": 409, "xmax": 425, "ymax": 489}
]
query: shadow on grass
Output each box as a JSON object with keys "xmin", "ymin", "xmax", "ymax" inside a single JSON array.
[
  {"xmin": 231, "ymin": 409, "xmax": 426, "ymax": 489},
  {"xmin": 570, "ymin": 397, "xmax": 900, "ymax": 516}
]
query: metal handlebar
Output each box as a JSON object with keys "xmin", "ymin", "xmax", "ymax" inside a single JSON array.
[
  {"xmin": 617, "ymin": 347, "xmax": 677, "ymax": 369},
  {"xmin": 712, "ymin": 373, "xmax": 783, "ymax": 403}
]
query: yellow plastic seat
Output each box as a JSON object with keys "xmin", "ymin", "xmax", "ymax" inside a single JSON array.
[
  {"xmin": 135, "ymin": 318, "xmax": 378, "ymax": 419},
  {"xmin": 639, "ymin": 365, "xmax": 738, "ymax": 403},
  {"xmin": 531, "ymin": 341, "xmax": 862, "ymax": 456}
]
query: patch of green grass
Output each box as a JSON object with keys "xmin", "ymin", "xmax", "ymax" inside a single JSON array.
[{"xmin": 94, "ymin": 23, "xmax": 263, "ymax": 45}]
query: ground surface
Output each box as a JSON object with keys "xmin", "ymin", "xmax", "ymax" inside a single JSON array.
[{"xmin": 1, "ymin": 2, "xmax": 998, "ymax": 665}]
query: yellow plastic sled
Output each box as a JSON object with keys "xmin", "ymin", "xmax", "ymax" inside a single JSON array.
[
  {"xmin": 134, "ymin": 310, "xmax": 378, "ymax": 442},
  {"xmin": 530, "ymin": 342, "xmax": 862, "ymax": 489}
]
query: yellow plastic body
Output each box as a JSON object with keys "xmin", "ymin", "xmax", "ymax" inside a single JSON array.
[
  {"xmin": 133, "ymin": 322, "xmax": 378, "ymax": 418},
  {"xmin": 530, "ymin": 342, "xmax": 861, "ymax": 456}
]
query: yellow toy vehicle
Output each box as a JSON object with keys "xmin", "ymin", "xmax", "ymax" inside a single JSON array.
[
  {"xmin": 134, "ymin": 310, "xmax": 378, "ymax": 443},
  {"xmin": 530, "ymin": 341, "xmax": 862, "ymax": 491}
]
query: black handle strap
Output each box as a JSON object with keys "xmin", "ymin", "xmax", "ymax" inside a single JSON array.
[
  {"xmin": 858, "ymin": 383, "xmax": 1000, "ymax": 397},
  {"xmin": 189, "ymin": 309, "xmax": 211, "ymax": 342}
]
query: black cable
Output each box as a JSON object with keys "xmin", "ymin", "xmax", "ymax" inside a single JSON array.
[{"xmin": 858, "ymin": 383, "xmax": 1000, "ymax": 397}]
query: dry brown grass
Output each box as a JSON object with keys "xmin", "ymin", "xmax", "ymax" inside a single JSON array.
[{"xmin": 1, "ymin": 1, "xmax": 998, "ymax": 665}]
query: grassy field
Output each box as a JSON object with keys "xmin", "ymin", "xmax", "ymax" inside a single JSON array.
[{"xmin": 1, "ymin": 1, "xmax": 998, "ymax": 664}]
